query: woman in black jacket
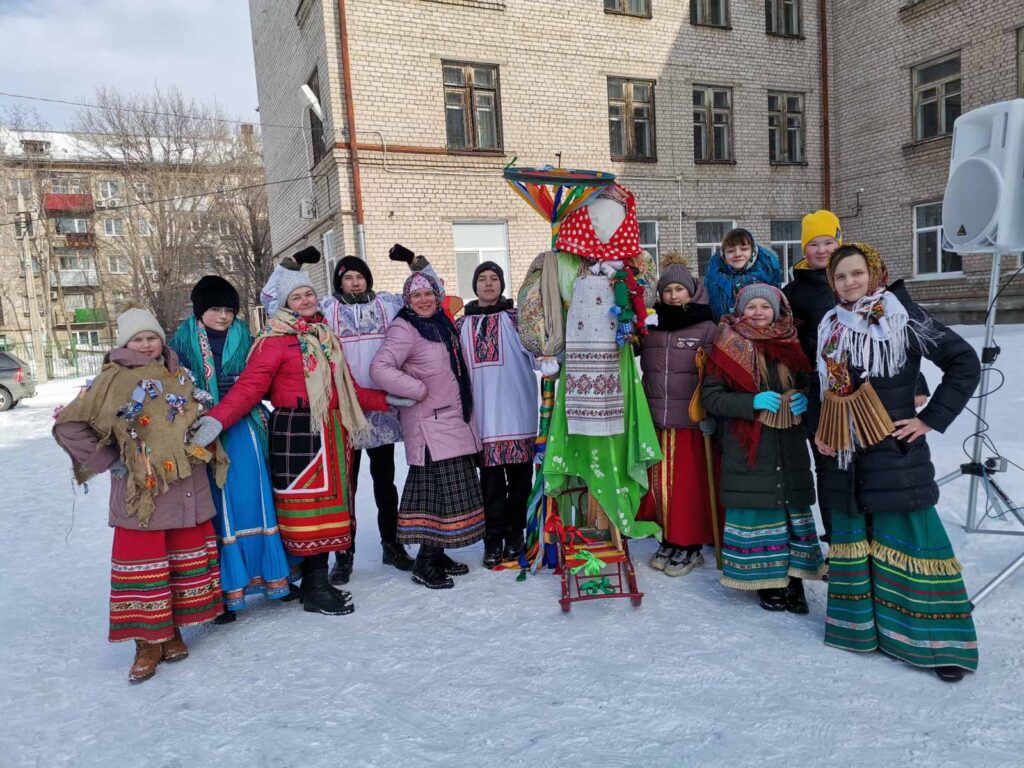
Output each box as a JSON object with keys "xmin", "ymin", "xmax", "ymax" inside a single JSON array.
[
  {"xmin": 703, "ymin": 284, "xmax": 826, "ymax": 614},
  {"xmin": 813, "ymin": 244, "xmax": 981, "ymax": 683}
]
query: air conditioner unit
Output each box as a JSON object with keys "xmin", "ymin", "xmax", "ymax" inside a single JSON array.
[
  {"xmin": 107, "ymin": 197, "xmax": 121, "ymax": 208},
  {"xmin": 299, "ymin": 199, "xmax": 317, "ymax": 220},
  {"xmin": 95, "ymin": 199, "xmax": 108, "ymax": 209}
]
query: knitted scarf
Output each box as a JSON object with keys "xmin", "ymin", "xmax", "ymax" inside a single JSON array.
[
  {"xmin": 708, "ymin": 289, "xmax": 810, "ymax": 465},
  {"xmin": 253, "ymin": 308, "xmax": 369, "ymax": 442},
  {"xmin": 652, "ymin": 301, "xmax": 713, "ymax": 331},
  {"xmin": 169, "ymin": 317, "xmax": 269, "ymax": 451},
  {"xmin": 398, "ymin": 306, "xmax": 474, "ymax": 423},
  {"xmin": 463, "ymin": 296, "xmax": 513, "ymax": 316}
]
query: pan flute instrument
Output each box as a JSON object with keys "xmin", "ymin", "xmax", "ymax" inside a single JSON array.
[
  {"xmin": 757, "ymin": 389, "xmax": 804, "ymax": 429},
  {"xmin": 815, "ymin": 380, "xmax": 894, "ymax": 453}
]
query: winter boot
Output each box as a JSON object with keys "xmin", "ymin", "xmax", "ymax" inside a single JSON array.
[
  {"xmin": 784, "ymin": 578, "xmax": 809, "ymax": 614},
  {"xmin": 437, "ymin": 550, "xmax": 469, "ymax": 576},
  {"xmin": 412, "ymin": 546, "xmax": 455, "ymax": 589},
  {"xmin": 664, "ymin": 548, "xmax": 704, "ymax": 577},
  {"xmin": 757, "ymin": 588, "xmax": 787, "ymax": 611},
  {"xmin": 329, "ymin": 550, "xmax": 353, "ymax": 586},
  {"xmin": 303, "ymin": 566, "xmax": 356, "ymax": 615},
  {"xmin": 213, "ymin": 609, "xmax": 237, "ymax": 625},
  {"xmin": 161, "ymin": 628, "xmax": 189, "ymax": 662},
  {"xmin": 280, "ymin": 583, "xmax": 303, "ymax": 602},
  {"xmin": 935, "ymin": 666, "xmax": 966, "ymax": 683},
  {"xmin": 502, "ymin": 536, "xmax": 525, "ymax": 565},
  {"xmin": 382, "ymin": 541, "xmax": 415, "ymax": 572},
  {"xmin": 650, "ymin": 542, "xmax": 674, "ymax": 571},
  {"xmin": 482, "ymin": 540, "xmax": 505, "ymax": 570},
  {"xmin": 129, "ymin": 640, "xmax": 163, "ymax": 683}
]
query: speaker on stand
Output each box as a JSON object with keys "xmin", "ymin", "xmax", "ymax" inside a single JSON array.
[{"xmin": 937, "ymin": 98, "xmax": 1024, "ymax": 607}]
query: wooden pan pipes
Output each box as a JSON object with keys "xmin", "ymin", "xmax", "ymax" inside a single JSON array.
[
  {"xmin": 757, "ymin": 389, "xmax": 804, "ymax": 429},
  {"xmin": 815, "ymin": 380, "xmax": 895, "ymax": 453}
]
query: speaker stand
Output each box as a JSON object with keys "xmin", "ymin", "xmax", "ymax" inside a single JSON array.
[{"xmin": 937, "ymin": 248, "xmax": 1024, "ymax": 607}]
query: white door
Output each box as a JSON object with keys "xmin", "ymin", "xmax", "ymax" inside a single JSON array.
[{"xmin": 452, "ymin": 223, "xmax": 510, "ymax": 298}]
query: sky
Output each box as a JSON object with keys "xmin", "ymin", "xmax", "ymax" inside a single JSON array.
[{"xmin": 0, "ymin": 0, "xmax": 259, "ymax": 131}]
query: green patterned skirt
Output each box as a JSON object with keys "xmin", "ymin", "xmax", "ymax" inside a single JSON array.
[
  {"xmin": 825, "ymin": 506, "xmax": 978, "ymax": 672},
  {"xmin": 720, "ymin": 506, "xmax": 826, "ymax": 590}
]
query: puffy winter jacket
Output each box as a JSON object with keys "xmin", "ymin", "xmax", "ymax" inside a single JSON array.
[
  {"xmin": 370, "ymin": 317, "xmax": 482, "ymax": 466},
  {"xmin": 808, "ymin": 281, "xmax": 980, "ymax": 517},
  {"xmin": 701, "ymin": 362, "xmax": 815, "ymax": 510},
  {"xmin": 639, "ymin": 310, "xmax": 717, "ymax": 429},
  {"xmin": 207, "ymin": 331, "xmax": 388, "ymax": 431}
]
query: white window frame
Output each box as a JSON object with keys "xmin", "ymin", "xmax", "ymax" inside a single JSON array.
[
  {"xmin": 57, "ymin": 217, "xmax": 89, "ymax": 234},
  {"xmin": 108, "ymin": 254, "xmax": 130, "ymax": 274},
  {"xmin": 51, "ymin": 176, "xmax": 85, "ymax": 195},
  {"xmin": 103, "ymin": 218, "xmax": 124, "ymax": 237},
  {"xmin": 638, "ymin": 220, "xmax": 659, "ymax": 266},
  {"xmin": 770, "ymin": 219, "xmax": 802, "ymax": 278},
  {"xmin": 137, "ymin": 218, "xmax": 153, "ymax": 237},
  {"xmin": 913, "ymin": 202, "xmax": 962, "ymax": 278},
  {"xmin": 98, "ymin": 180, "xmax": 120, "ymax": 200},
  {"xmin": 695, "ymin": 218, "xmax": 736, "ymax": 277},
  {"xmin": 57, "ymin": 250, "xmax": 94, "ymax": 271},
  {"xmin": 453, "ymin": 222, "xmax": 511, "ymax": 299},
  {"xmin": 71, "ymin": 330, "xmax": 102, "ymax": 349},
  {"xmin": 8, "ymin": 178, "xmax": 32, "ymax": 197}
]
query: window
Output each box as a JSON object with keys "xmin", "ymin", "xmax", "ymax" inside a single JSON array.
[
  {"xmin": 20, "ymin": 139, "xmax": 50, "ymax": 156},
  {"xmin": 306, "ymin": 68, "xmax": 327, "ymax": 166},
  {"xmin": 770, "ymin": 219, "xmax": 802, "ymax": 278},
  {"xmin": 453, "ymin": 223, "xmax": 510, "ymax": 298},
  {"xmin": 19, "ymin": 254, "xmax": 41, "ymax": 276},
  {"xmin": 221, "ymin": 253, "xmax": 238, "ymax": 272},
  {"xmin": 142, "ymin": 254, "xmax": 157, "ymax": 274},
  {"xmin": 104, "ymin": 218, "xmax": 124, "ymax": 237},
  {"xmin": 56, "ymin": 217, "xmax": 89, "ymax": 234},
  {"xmin": 693, "ymin": 85, "xmax": 732, "ymax": 162},
  {"xmin": 8, "ymin": 178, "xmax": 32, "ymax": 197},
  {"xmin": 765, "ymin": 0, "xmax": 801, "ymax": 36},
  {"xmin": 768, "ymin": 91, "xmax": 805, "ymax": 163},
  {"xmin": 442, "ymin": 62, "xmax": 502, "ymax": 152},
  {"xmin": 137, "ymin": 218, "xmax": 153, "ymax": 237},
  {"xmin": 111, "ymin": 291, "xmax": 132, "ymax": 307},
  {"xmin": 56, "ymin": 250, "xmax": 93, "ymax": 270},
  {"xmin": 64, "ymin": 293, "xmax": 94, "ymax": 310},
  {"xmin": 72, "ymin": 330, "xmax": 101, "ymax": 348},
  {"xmin": 51, "ymin": 176, "xmax": 85, "ymax": 195},
  {"xmin": 914, "ymin": 202, "xmax": 961, "ymax": 276},
  {"xmin": 639, "ymin": 220, "xmax": 659, "ymax": 264},
  {"xmin": 604, "ymin": 0, "xmax": 651, "ymax": 17},
  {"xmin": 608, "ymin": 77, "xmax": 656, "ymax": 161},
  {"xmin": 217, "ymin": 220, "xmax": 233, "ymax": 237},
  {"xmin": 695, "ymin": 219, "xmax": 735, "ymax": 276},
  {"xmin": 135, "ymin": 182, "xmax": 152, "ymax": 201},
  {"xmin": 913, "ymin": 53, "xmax": 961, "ymax": 141},
  {"xmin": 98, "ymin": 180, "xmax": 120, "ymax": 200},
  {"xmin": 108, "ymin": 254, "xmax": 130, "ymax": 274},
  {"xmin": 14, "ymin": 212, "xmax": 33, "ymax": 239},
  {"xmin": 691, "ymin": 0, "xmax": 728, "ymax": 27}
]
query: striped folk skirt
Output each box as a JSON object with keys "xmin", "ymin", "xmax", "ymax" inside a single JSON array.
[
  {"xmin": 639, "ymin": 428, "xmax": 719, "ymax": 548},
  {"xmin": 398, "ymin": 454, "xmax": 485, "ymax": 549},
  {"xmin": 825, "ymin": 507, "xmax": 978, "ymax": 672},
  {"xmin": 269, "ymin": 408, "xmax": 353, "ymax": 558},
  {"xmin": 720, "ymin": 506, "xmax": 826, "ymax": 590},
  {"xmin": 109, "ymin": 520, "xmax": 222, "ymax": 643}
]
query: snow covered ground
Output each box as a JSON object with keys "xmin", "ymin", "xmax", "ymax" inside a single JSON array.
[{"xmin": 3, "ymin": 325, "xmax": 1024, "ymax": 768}]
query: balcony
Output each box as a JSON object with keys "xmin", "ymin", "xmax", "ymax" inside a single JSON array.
[
  {"xmin": 73, "ymin": 308, "xmax": 106, "ymax": 324},
  {"xmin": 43, "ymin": 193, "xmax": 94, "ymax": 215},
  {"xmin": 64, "ymin": 232, "xmax": 96, "ymax": 248},
  {"xmin": 50, "ymin": 268, "xmax": 100, "ymax": 288}
]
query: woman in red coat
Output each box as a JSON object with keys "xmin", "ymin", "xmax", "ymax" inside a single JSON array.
[{"xmin": 192, "ymin": 269, "xmax": 396, "ymax": 616}]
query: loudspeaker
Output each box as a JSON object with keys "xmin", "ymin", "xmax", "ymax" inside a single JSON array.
[{"xmin": 942, "ymin": 98, "xmax": 1024, "ymax": 253}]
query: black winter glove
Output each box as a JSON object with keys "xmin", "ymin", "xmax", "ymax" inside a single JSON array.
[{"xmin": 389, "ymin": 244, "xmax": 415, "ymax": 264}]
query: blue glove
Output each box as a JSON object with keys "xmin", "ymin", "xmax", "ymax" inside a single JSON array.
[
  {"xmin": 109, "ymin": 460, "xmax": 129, "ymax": 479},
  {"xmin": 753, "ymin": 391, "xmax": 782, "ymax": 414},
  {"xmin": 790, "ymin": 392, "xmax": 809, "ymax": 416},
  {"xmin": 699, "ymin": 417, "xmax": 717, "ymax": 437}
]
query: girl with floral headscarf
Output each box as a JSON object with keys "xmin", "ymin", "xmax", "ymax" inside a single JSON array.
[
  {"xmin": 812, "ymin": 244, "xmax": 981, "ymax": 683},
  {"xmin": 702, "ymin": 283, "xmax": 826, "ymax": 614},
  {"xmin": 371, "ymin": 271, "xmax": 485, "ymax": 590}
]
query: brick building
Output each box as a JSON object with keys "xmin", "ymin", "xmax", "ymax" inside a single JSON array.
[{"xmin": 249, "ymin": 0, "xmax": 1024, "ymax": 319}]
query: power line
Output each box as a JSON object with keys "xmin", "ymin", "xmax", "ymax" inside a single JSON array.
[
  {"xmin": 0, "ymin": 90, "xmax": 306, "ymax": 131},
  {"xmin": 0, "ymin": 172, "xmax": 327, "ymax": 229}
]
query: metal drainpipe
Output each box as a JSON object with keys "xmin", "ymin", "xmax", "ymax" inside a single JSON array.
[
  {"xmin": 337, "ymin": 0, "xmax": 367, "ymax": 261},
  {"xmin": 818, "ymin": 0, "xmax": 832, "ymax": 210}
]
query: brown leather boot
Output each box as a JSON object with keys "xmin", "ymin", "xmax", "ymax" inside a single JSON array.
[
  {"xmin": 162, "ymin": 629, "xmax": 189, "ymax": 662},
  {"xmin": 129, "ymin": 640, "xmax": 163, "ymax": 683}
]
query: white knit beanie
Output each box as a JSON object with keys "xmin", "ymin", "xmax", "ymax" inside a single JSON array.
[
  {"xmin": 277, "ymin": 268, "xmax": 318, "ymax": 309},
  {"xmin": 116, "ymin": 307, "xmax": 166, "ymax": 347}
]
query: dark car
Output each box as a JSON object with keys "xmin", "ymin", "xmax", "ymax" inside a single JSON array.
[{"xmin": 0, "ymin": 351, "xmax": 37, "ymax": 411}]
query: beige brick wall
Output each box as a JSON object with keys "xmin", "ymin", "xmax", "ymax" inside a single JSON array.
[
  {"xmin": 251, "ymin": 0, "xmax": 824, "ymax": 297},
  {"xmin": 829, "ymin": 0, "xmax": 1024, "ymax": 312}
]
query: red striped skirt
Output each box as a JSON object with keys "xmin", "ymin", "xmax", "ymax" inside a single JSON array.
[
  {"xmin": 639, "ymin": 428, "xmax": 719, "ymax": 548},
  {"xmin": 109, "ymin": 520, "xmax": 222, "ymax": 643}
]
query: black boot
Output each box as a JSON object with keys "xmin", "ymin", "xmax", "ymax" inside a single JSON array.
[
  {"xmin": 784, "ymin": 578, "xmax": 809, "ymax": 615},
  {"xmin": 502, "ymin": 535, "xmax": 525, "ymax": 564},
  {"xmin": 303, "ymin": 565, "xmax": 355, "ymax": 615},
  {"xmin": 935, "ymin": 666, "xmax": 966, "ymax": 683},
  {"xmin": 757, "ymin": 588, "xmax": 786, "ymax": 611},
  {"xmin": 382, "ymin": 541, "xmax": 415, "ymax": 572},
  {"xmin": 437, "ymin": 549, "xmax": 469, "ymax": 576},
  {"xmin": 213, "ymin": 608, "xmax": 237, "ymax": 625},
  {"xmin": 329, "ymin": 550, "xmax": 353, "ymax": 586},
  {"xmin": 412, "ymin": 546, "xmax": 454, "ymax": 590},
  {"xmin": 482, "ymin": 540, "xmax": 504, "ymax": 570}
]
